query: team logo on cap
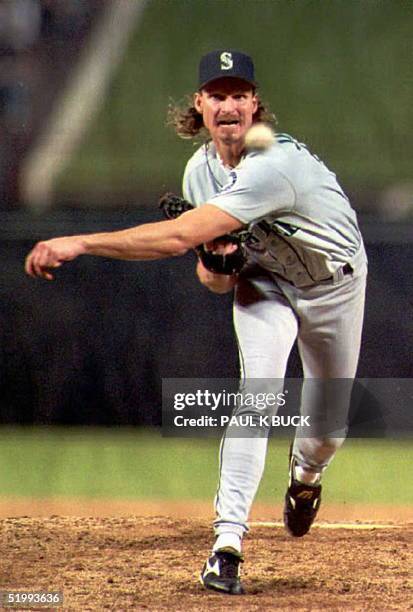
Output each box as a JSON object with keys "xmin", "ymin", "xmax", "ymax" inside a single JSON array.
[{"xmin": 220, "ymin": 52, "xmax": 233, "ymax": 70}]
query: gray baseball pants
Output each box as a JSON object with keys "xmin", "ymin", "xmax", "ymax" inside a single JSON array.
[{"xmin": 214, "ymin": 262, "xmax": 367, "ymax": 539}]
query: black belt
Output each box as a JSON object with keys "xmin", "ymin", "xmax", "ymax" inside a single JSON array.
[
  {"xmin": 325, "ymin": 263, "xmax": 353, "ymax": 281},
  {"xmin": 243, "ymin": 262, "xmax": 354, "ymax": 286}
]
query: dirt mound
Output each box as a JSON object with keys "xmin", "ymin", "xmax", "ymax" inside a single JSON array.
[
  {"xmin": 1, "ymin": 515, "xmax": 411, "ymax": 610},
  {"xmin": 0, "ymin": 497, "xmax": 411, "ymax": 522}
]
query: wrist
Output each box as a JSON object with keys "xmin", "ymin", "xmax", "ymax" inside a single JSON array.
[
  {"xmin": 80, "ymin": 234, "xmax": 99, "ymax": 255},
  {"xmin": 209, "ymin": 277, "xmax": 237, "ymax": 294}
]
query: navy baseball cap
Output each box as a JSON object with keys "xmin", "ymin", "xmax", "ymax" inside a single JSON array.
[{"xmin": 198, "ymin": 50, "xmax": 256, "ymax": 89}]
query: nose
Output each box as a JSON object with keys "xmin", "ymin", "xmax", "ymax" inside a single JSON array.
[{"xmin": 220, "ymin": 96, "xmax": 237, "ymax": 114}]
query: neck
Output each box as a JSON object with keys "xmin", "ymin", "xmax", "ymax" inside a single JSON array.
[{"xmin": 214, "ymin": 140, "xmax": 245, "ymax": 168}]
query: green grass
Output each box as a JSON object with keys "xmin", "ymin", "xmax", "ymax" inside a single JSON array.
[{"xmin": 0, "ymin": 427, "xmax": 411, "ymax": 505}]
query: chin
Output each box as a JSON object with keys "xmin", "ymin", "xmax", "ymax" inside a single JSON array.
[{"xmin": 219, "ymin": 131, "xmax": 245, "ymax": 146}]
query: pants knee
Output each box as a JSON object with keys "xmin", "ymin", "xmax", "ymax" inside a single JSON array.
[{"xmin": 294, "ymin": 436, "xmax": 345, "ymax": 471}]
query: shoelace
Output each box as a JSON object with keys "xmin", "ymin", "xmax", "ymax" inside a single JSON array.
[
  {"xmin": 298, "ymin": 503, "xmax": 317, "ymax": 515},
  {"xmin": 218, "ymin": 553, "xmax": 240, "ymax": 579}
]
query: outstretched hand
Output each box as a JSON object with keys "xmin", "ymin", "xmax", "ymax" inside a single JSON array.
[{"xmin": 25, "ymin": 236, "xmax": 86, "ymax": 280}]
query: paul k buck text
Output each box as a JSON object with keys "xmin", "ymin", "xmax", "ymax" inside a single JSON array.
[{"xmin": 173, "ymin": 415, "xmax": 311, "ymax": 428}]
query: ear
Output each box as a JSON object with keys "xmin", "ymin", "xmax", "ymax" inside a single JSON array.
[
  {"xmin": 251, "ymin": 94, "xmax": 258, "ymax": 115},
  {"xmin": 194, "ymin": 92, "xmax": 203, "ymax": 114}
]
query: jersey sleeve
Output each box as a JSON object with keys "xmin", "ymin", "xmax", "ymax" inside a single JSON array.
[
  {"xmin": 208, "ymin": 153, "xmax": 295, "ymax": 224},
  {"xmin": 182, "ymin": 163, "xmax": 195, "ymax": 205}
]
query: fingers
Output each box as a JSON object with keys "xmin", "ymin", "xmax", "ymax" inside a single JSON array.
[
  {"xmin": 25, "ymin": 242, "xmax": 59, "ymax": 280},
  {"xmin": 25, "ymin": 235, "xmax": 83, "ymax": 280},
  {"xmin": 219, "ymin": 242, "xmax": 238, "ymax": 255},
  {"xmin": 204, "ymin": 240, "xmax": 238, "ymax": 255}
]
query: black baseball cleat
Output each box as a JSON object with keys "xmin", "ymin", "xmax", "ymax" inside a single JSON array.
[
  {"xmin": 200, "ymin": 548, "xmax": 244, "ymax": 595},
  {"xmin": 283, "ymin": 457, "xmax": 322, "ymax": 537}
]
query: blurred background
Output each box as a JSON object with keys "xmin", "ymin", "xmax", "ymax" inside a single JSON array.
[{"xmin": 0, "ymin": 0, "xmax": 411, "ymax": 511}]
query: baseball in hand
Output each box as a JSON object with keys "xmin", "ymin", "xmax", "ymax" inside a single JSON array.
[{"xmin": 245, "ymin": 123, "xmax": 275, "ymax": 151}]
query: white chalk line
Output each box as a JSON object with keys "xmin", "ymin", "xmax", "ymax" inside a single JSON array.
[{"xmin": 249, "ymin": 521, "xmax": 406, "ymax": 530}]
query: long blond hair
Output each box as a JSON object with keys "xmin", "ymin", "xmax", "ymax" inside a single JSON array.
[{"xmin": 167, "ymin": 93, "xmax": 277, "ymax": 141}]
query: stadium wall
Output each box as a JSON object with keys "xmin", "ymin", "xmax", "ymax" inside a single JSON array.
[{"xmin": 0, "ymin": 211, "xmax": 411, "ymax": 427}]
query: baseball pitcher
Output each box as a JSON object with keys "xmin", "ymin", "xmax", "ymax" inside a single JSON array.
[{"xmin": 25, "ymin": 50, "xmax": 367, "ymax": 596}]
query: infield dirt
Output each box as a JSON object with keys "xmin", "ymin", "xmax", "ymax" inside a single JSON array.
[{"xmin": 0, "ymin": 510, "xmax": 412, "ymax": 611}]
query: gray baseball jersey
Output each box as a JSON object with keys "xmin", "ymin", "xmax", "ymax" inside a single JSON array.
[
  {"xmin": 183, "ymin": 133, "xmax": 367, "ymax": 287},
  {"xmin": 183, "ymin": 132, "xmax": 368, "ymax": 543}
]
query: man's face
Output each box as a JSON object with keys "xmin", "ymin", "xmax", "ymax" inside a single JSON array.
[{"xmin": 194, "ymin": 78, "xmax": 258, "ymax": 147}]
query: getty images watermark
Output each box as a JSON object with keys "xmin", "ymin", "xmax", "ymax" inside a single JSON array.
[
  {"xmin": 161, "ymin": 379, "xmax": 317, "ymax": 437},
  {"xmin": 172, "ymin": 389, "xmax": 310, "ymax": 429},
  {"xmin": 162, "ymin": 378, "xmax": 413, "ymax": 438}
]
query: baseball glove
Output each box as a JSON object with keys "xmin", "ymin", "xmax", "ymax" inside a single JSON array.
[{"xmin": 159, "ymin": 192, "xmax": 246, "ymax": 275}]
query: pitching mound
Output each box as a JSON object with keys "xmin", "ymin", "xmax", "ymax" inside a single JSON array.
[{"xmin": 1, "ymin": 515, "xmax": 412, "ymax": 610}]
